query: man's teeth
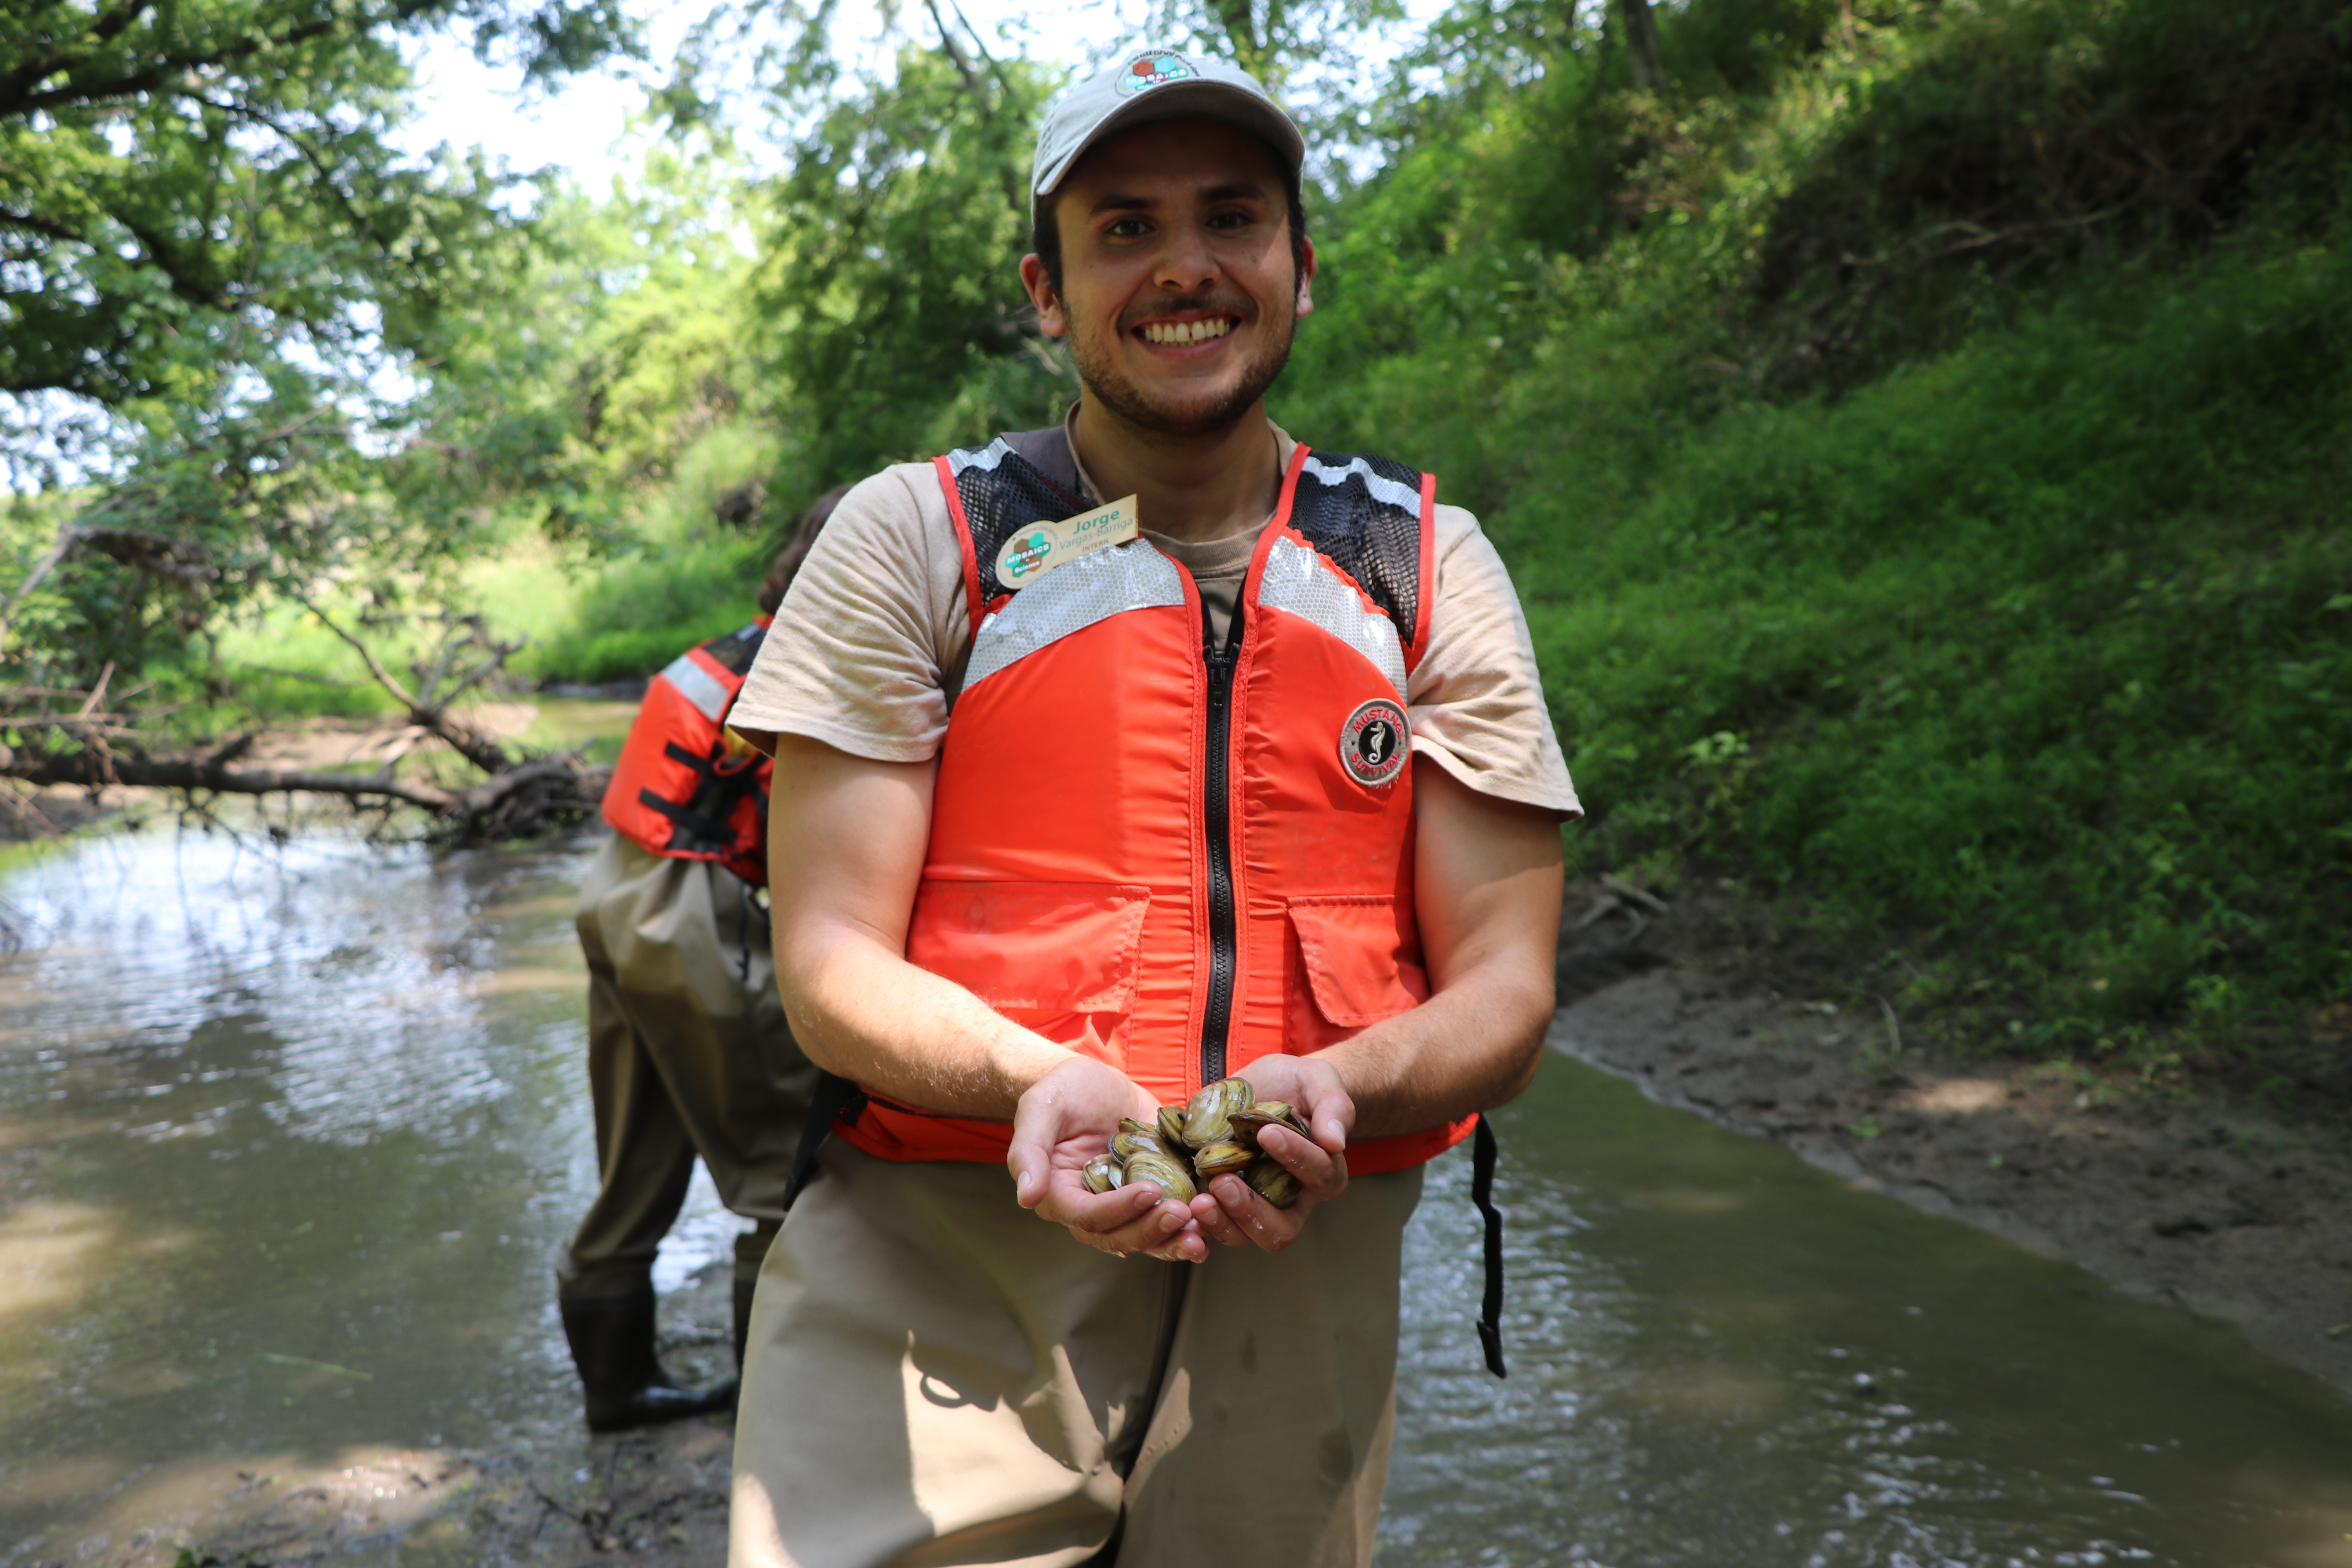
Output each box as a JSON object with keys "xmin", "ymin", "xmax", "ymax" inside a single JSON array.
[{"xmin": 1142, "ymin": 318, "xmax": 1232, "ymax": 345}]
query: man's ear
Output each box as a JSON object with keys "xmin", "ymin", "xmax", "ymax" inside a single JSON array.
[
  {"xmin": 1294, "ymin": 236, "xmax": 1318, "ymax": 319},
  {"xmin": 1019, "ymin": 254, "xmax": 1067, "ymax": 339}
]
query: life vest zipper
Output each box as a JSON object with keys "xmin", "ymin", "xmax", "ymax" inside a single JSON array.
[{"xmin": 1200, "ymin": 594, "xmax": 1243, "ymax": 1087}]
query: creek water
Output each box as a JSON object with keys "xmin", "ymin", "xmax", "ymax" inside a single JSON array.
[{"xmin": 2, "ymin": 782, "xmax": 2349, "ymax": 1562}]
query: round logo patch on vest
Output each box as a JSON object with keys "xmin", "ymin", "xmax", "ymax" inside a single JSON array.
[
  {"xmin": 1339, "ymin": 697, "xmax": 1409, "ymax": 788},
  {"xmin": 1116, "ymin": 52, "xmax": 1194, "ymax": 96}
]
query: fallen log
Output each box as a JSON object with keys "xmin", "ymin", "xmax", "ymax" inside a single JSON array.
[{"xmin": 2, "ymin": 745, "xmax": 613, "ymax": 840}]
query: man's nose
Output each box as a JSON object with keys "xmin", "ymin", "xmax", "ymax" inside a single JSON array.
[{"xmin": 1152, "ymin": 220, "xmax": 1218, "ymax": 294}]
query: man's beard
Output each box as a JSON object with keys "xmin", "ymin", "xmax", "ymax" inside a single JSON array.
[{"xmin": 1066, "ymin": 293, "xmax": 1296, "ymax": 439}]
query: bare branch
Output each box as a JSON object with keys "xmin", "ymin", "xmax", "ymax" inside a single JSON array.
[
  {"xmin": 0, "ymin": 518, "xmax": 84, "ymax": 655},
  {"xmin": 291, "ymin": 591, "xmax": 420, "ymax": 704},
  {"xmin": 289, "ymin": 596, "xmax": 518, "ymax": 774}
]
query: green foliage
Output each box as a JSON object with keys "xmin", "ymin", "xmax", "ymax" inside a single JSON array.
[
  {"xmin": 749, "ymin": 46, "xmax": 1073, "ymax": 493},
  {"xmin": 1521, "ymin": 238, "xmax": 2350, "ymax": 1052},
  {"xmin": 0, "ymin": 0, "xmax": 634, "ymax": 472},
  {"xmin": 1277, "ymin": 0, "xmax": 2352, "ymax": 1069}
]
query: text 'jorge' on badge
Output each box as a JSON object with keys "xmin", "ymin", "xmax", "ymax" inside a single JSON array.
[{"xmin": 994, "ymin": 495, "xmax": 1140, "ymax": 585}]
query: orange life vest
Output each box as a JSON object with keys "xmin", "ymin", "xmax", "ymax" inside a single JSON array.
[
  {"xmin": 835, "ymin": 438, "xmax": 1473, "ymax": 1178},
  {"xmin": 602, "ymin": 619, "xmax": 774, "ymax": 886}
]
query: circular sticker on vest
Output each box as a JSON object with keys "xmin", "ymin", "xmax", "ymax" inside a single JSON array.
[
  {"xmin": 1339, "ymin": 698, "xmax": 1409, "ymax": 788},
  {"xmin": 1116, "ymin": 52, "xmax": 1195, "ymax": 96}
]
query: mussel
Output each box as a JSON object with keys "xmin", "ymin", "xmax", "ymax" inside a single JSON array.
[
  {"xmin": 1191, "ymin": 1139, "xmax": 1255, "ymax": 1179},
  {"xmin": 1081, "ymin": 1154, "xmax": 1125, "ymax": 1194},
  {"xmin": 1083, "ymin": 1078, "xmax": 1306, "ymax": 1212},
  {"xmin": 1180, "ymin": 1076, "xmax": 1254, "ymax": 1146},
  {"xmin": 1229, "ymin": 1100, "xmax": 1310, "ymax": 1147},
  {"xmin": 1120, "ymin": 1151, "xmax": 1199, "ymax": 1204},
  {"xmin": 1112, "ymin": 1123, "xmax": 1167, "ymax": 1161},
  {"xmin": 1242, "ymin": 1155, "xmax": 1303, "ymax": 1209}
]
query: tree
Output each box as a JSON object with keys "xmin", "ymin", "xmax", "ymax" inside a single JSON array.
[
  {"xmin": 0, "ymin": 0, "xmax": 639, "ymax": 832},
  {"xmin": 1616, "ymin": 0, "xmax": 1667, "ymax": 90},
  {"xmin": 0, "ymin": 0, "xmax": 635, "ymax": 480},
  {"xmin": 1143, "ymin": 0, "xmax": 1404, "ymax": 89},
  {"xmin": 750, "ymin": 44, "xmax": 1071, "ymax": 491}
]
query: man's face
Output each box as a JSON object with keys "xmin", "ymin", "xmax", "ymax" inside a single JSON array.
[{"xmin": 1023, "ymin": 118, "xmax": 1315, "ymax": 439}]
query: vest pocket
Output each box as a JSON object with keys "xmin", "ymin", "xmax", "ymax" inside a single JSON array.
[
  {"xmin": 907, "ymin": 881, "xmax": 1151, "ymax": 1056},
  {"xmin": 1287, "ymin": 895, "xmax": 1430, "ymax": 1029}
]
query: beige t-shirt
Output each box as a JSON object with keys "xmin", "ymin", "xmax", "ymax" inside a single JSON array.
[{"xmin": 729, "ymin": 419, "xmax": 1580, "ymax": 818}]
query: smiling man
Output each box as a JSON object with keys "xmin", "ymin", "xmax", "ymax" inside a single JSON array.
[{"xmin": 723, "ymin": 50, "xmax": 1579, "ymax": 1568}]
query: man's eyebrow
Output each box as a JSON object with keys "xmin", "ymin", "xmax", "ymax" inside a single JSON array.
[
  {"xmin": 1087, "ymin": 192, "xmax": 1156, "ymax": 216},
  {"xmin": 1085, "ymin": 181, "xmax": 1273, "ymax": 218}
]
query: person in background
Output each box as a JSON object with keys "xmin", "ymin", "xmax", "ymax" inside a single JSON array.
[{"xmin": 552, "ymin": 486, "xmax": 846, "ymax": 1432}]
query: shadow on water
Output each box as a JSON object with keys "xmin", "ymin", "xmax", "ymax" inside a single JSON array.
[
  {"xmin": 1384, "ymin": 1056, "xmax": 2352, "ymax": 1567},
  {"xmin": 2, "ymin": 809, "xmax": 2349, "ymax": 1565}
]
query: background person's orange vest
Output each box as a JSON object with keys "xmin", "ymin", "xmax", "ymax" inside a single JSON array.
[
  {"xmin": 602, "ymin": 619, "xmax": 773, "ymax": 886},
  {"xmin": 835, "ymin": 439, "xmax": 1475, "ymax": 1177}
]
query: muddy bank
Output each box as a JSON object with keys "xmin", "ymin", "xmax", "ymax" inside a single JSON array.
[{"xmin": 1550, "ymin": 878, "xmax": 2352, "ymax": 1398}]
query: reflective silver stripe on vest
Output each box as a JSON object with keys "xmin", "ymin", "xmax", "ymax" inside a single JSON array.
[
  {"xmin": 660, "ymin": 653, "xmax": 731, "ymax": 722},
  {"xmin": 1300, "ymin": 452, "xmax": 1423, "ymax": 516},
  {"xmin": 1257, "ymin": 535, "xmax": 1408, "ymax": 697},
  {"xmin": 946, "ymin": 437, "xmax": 1013, "ymax": 476},
  {"xmin": 963, "ymin": 541, "xmax": 1186, "ymax": 693}
]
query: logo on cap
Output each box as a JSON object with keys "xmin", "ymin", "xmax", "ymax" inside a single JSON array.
[
  {"xmin": 1116, "ymin": 52, "xmax": 1195, "ymax": 96},
  {"xmin": 1339, "ymin": 698, "xmax": 1409, "ymax": 788}
]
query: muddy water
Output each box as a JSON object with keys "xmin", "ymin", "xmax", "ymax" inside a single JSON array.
[{"xmin": 1, "ymin": 817, "xmax": 2349, "ymax": 1564}]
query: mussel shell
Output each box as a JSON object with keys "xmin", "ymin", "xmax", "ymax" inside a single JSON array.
[
  {"xmin": 1242, "ymin": 1155, "xmax": 1303, "ymax": 1209},
  {"xmin": 1120, "ymin": 1151, "xmax": 1199, "ymax": 1204},
  {"xmin": 1081, "ymin": 1154, "xmax": 1125, "ymax": 1195},
  {"xmin": 1118, "ymin": 1116, "xmax": 1158, "ymax": 1138},
  {"xmin": 1111, "ymin": 1129, "xmax": 1166, "ymax": 1161},
  {"xmin": 1155, "ymin": 1103, "xmax": 1191, "ymax": 1151},
  {"xmin": 1228, "ymin": 1100, "xmax": 1310, "ymax": 1145},
  {"xmin": 1180, "ymin": 1077, "xmax": 1255, "ymax": 1147},
  {"xmin": 1191, "ymin": 1139, "xmax": 1254, "ymax": 1179}
]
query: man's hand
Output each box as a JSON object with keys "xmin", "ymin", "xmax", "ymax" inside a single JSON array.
[
  {"xmin": 1190, "ymin": 1054, "xmax": 1354, "ymax": 1253},
  {"xmin": 1009, "ymin": 1056, "xmax": 1210, "ymax": 1263}
]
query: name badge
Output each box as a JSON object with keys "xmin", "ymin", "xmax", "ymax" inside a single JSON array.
[{"xmin": 994, "ymin": 495, "xmax": 1140, "ymax": 585}]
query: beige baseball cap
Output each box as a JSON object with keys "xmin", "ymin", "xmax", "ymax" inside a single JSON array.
[{"xmin": 1030, "ymin": 50, "xmax": 1305, "ymax": 218}]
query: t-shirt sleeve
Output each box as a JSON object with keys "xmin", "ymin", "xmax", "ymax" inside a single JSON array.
[
  {"xmin": 1405, "ymin": 504, "xmax": 1582, "ymax": 818},
  {"xmin": 726, "ymin": 463, "xmax": 973, "ymax": 764}
]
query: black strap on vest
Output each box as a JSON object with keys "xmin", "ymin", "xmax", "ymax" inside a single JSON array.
[
  {"xmin": 1471, "ymin": 1113, "xmax": 1508, "ymax": 1378},
  {"xmin": 781, "ymin": 1070, "xmax": 869, "ymax": 1213}
]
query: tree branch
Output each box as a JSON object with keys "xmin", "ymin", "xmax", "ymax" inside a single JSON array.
[
  {"xmin": 0, "ymin": 517, "xmax": 85, "ymax": 657},
  {"xmin": 3, "ymin": 0, "xmax": 451, "ymax": 119},
  {"xmin": 290, "ymin": 595, "xmax": 514, "ymax": 773},
  {"xmin": 0, "ymin": 0, "xmax": 155, "ymax": 112}
]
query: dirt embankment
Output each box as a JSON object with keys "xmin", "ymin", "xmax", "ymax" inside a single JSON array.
[{"xmin": 1550, "ymin": 877, "xmax": 2352, "ymax": 1397}]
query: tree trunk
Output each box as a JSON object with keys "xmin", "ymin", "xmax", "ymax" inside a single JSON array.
[{"xmin": 1618, "ymin": 0, "xmax": 1667, "ymax": 90}]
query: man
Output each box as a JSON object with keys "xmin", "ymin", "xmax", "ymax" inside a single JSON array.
[
  {"xmin": 724, "ymin": 51, "xmax": 1577, "ymax": 1565},
  {"xmin": 554, "ymin": 493, "xmax": 842, "ymax": 1432}
]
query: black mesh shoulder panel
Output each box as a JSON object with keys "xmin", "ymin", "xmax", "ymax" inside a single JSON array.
[
  {"xmin": 1286, "ymin": 450, "xmax": 1427, "ymax": 647},
  {"xmin": 944, "ymin": 438, "xmax": 1095, "ymax": 604}
]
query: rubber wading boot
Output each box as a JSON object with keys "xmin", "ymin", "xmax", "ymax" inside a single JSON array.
[
  {"xmin": 733, "ymin": 1279, "xmax": 757, "ymax": 1371},
  {"xmin": 559, "ymin": 1291, "xmax": 738, "ymax": 1432}
]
